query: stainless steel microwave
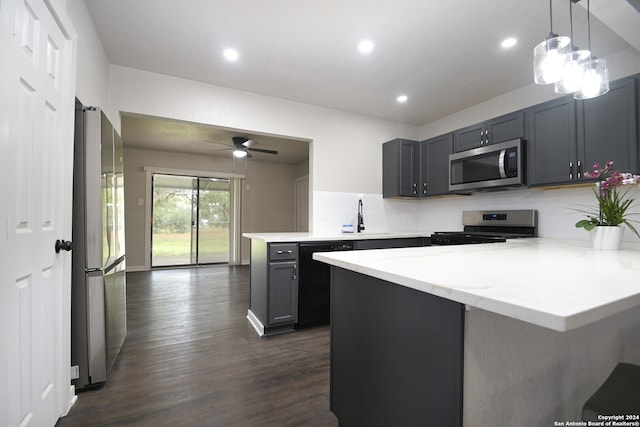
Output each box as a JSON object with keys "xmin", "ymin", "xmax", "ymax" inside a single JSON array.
[{"xmin": 449, "ymin": 138, "xmax": 526, "ymax": 192}]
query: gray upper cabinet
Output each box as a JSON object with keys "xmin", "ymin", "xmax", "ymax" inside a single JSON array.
[
  {"xmin": 527, "ymin": 96, "xmax": 578, "ymax": 186},
  {"xmin": 383, "ymin": 139, "xmax": 419, "ymax": 198},
  {"xmin": 453, "ymin": 111, "xmax": 524, "ymax": 152},
  {"xmin": 528, "ymin": 76, "xmax": 638, "ymax": 186},
  {"xmin": 577, "ymin": 77, "xmax": 638, "ymax": 175},
  {"xmin": 420, "ymin": 134, "xmax": 453, "ymax": 197}
]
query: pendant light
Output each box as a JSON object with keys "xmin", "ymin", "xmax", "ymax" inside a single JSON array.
[
  {"xmin": 574, "ymin": 0, "xmax": 609, "ymax": 99},
  {"xmin": 533, "ymin": 0, "xmax": 571, "ymax": 85},
  {"xmin": 554, "ymin": 0, "xmax": 590, "ymax": 94}
]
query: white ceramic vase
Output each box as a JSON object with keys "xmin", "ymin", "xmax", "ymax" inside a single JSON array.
[{"xmin": 589, "ymin": 225, "xmax": 625, "ymax": 250}]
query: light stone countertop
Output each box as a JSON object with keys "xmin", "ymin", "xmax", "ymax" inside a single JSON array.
[
  {"xmin": 313, "ymin": 238, "xmax": 640, "ymax": 332},
  {"xmin": 243, "ymin": 231, "xmax": 432, "ymax": 243}
]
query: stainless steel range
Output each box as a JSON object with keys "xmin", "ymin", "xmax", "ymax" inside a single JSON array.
[{"xmin": 430, "ymin": 209, "xmax": 537, "ymax": 245}]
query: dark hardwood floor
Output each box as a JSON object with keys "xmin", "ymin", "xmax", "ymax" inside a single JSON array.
[{"xmin": 57, "ymin": 266, "xmax": 338, "ymax": 427}]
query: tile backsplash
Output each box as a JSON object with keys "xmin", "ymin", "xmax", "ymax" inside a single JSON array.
[{"xmin": 314, "ymin": 186, "xmax": 640, "ymax": 242}]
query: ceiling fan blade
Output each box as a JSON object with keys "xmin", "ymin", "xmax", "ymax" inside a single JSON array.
[
  {"xmin": 248, "ymin": 147, "xmax": 278, "ymax": 155},
  {"xmin": 232, "ymin": 136, "xmax": 250, "ymax": 147},
  {"xmin": 207, "ymin": 147, "xmax": 233, "ymax": 153}
]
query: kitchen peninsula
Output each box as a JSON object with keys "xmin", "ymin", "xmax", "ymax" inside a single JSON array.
[
  {"xmin": 244, "ymin": 232, "xmax": 430, "ymax": 336},
  {"xmin": 314, "ymin": 238, "xmax": 640, "ymax": 425}
]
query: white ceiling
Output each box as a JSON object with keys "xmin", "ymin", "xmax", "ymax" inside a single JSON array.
[{"xmin": 86, "ymin": 0, "xmax": 640, "ymax": 163}]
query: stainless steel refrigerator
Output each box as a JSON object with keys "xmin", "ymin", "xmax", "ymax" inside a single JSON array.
[{"xmin": 71, "ymin": 98, "xmax": 127, "ymax": 389}]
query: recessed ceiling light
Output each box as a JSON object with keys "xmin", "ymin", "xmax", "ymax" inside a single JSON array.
[
  {"xmin": 396, "ymin": 95, "xmax": 408, "ymax": 103},
  {"xmin": 358, "ymin": 40, "xmax": 375, "ymax": 54},
  {"xmin": 223, "ymin": 48, "xmax": 239, "ymax": 61},
  {"xmin": 501, "ymin": 38, "xmax": 517, "ymax": 48}
]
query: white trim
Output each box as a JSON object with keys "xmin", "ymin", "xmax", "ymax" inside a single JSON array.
[
  {"xmin": 143, "ymin": 166, "xmax": 245, "ymax": 179},
  {"xmin": 144, "ymin": 171, "xmax": 152, "ymax": 270},
  {"xmin": 294, "ymin": 175, "xmax": 309, "ymax": 232},
  {"xmin": 246, "ymin": 310, "xmax": 265, "ymax": 337},
  {"xmin": 126, "ymin": 265, "xmax": 147, "ymax": 272},
  {"xmin": 145, "ymin": 170, "xmax": 243, "ymax": 268},
  {"xmin": 62, "ymin": 390, "xmax": 77, "ymax": 416},
  {"xmin": 229, "ymin": 178, "xmax": 243, "ymax": 265}
]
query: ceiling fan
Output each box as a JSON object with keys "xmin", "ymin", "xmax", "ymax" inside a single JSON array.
[{"xmin": 207, "ymin": 136, "xmax": 279, "ymax": 158}]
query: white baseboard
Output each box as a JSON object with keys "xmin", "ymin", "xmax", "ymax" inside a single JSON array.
[
  {"xmin": 126, "ymin": 265, "xmax": 147, "ymax": 272},
  {"xmin": 61, "ymin": 385, "xmax": 77, "ymax": 416},
  {"xmin": 246, "ymin": 309, "xmax": 264, "ymax": 337}
]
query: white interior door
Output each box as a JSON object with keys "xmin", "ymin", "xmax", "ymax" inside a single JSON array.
[{"xmin": 0, "ymin": 0, "xmax": 76, "ymax": 425}]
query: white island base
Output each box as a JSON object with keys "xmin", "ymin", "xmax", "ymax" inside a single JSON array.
[{"xmin": 463, "ymin": 304, "xmax": 640, "ymax": 424}]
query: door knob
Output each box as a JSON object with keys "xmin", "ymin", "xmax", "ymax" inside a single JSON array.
[{"xmin": 55, "ymin": 239, "xmax": 72, "ymax": 253}]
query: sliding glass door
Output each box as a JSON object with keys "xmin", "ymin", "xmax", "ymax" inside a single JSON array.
[
  {"xmin": 196, "ymin": 177, "xmax": 230, "ymax": 264},
  {"xmin": 151, "ymin": 174, "xmax": 230, "ymax": 267}
]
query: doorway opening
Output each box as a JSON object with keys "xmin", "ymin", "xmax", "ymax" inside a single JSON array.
[{"xmin": 151, "ymin": 173, "xmax": 232, "ymax": 267}]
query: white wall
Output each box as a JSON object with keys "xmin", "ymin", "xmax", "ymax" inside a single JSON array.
[
  {"xmin": 66, "ymin": 0, "xmax": 118, "ymax": 126},
  {"xmin": 107, "ymin": 65, "xmax": 419, "ymax": 193}
]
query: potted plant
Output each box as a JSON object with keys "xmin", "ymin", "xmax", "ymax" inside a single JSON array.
[{"xmin": 575, "ymin": 161, "xmax": 640, "ymax": 249}]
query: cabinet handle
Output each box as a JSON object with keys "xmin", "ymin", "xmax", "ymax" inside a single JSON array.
[
  {"xmin": 485, "ymin": 130, "xmax": 490, "ymax": 145},
  {"xmin": 569, "ymin": 162, "xmax": 573, "ymax": 179},
  {"xmin": 479, "ymin": 131, "xmax": 483, "ymax": 145},
  {"xmin": 277, "ymin": 250, "xmax": 293, "ymax": 254},
  {"xmin": 577, "ymin": 160, "xmax": 582, "ymax": 178}
]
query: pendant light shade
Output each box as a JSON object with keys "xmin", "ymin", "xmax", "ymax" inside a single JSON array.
[
  {"xmin": 533, "ymin": 36, "xmax": 571, "ymax": 84},
  {"xmin": 573, "ymin": 0, "xmax": 609, "ymax": 99},
  {"xmin": 554, "ymin": 49, "xmax": 590, "ymax": 94},
  {"xmin": 574, "ymin": 57, "xmax": 609, "ymax": 99},
  {"xmin": 534, "ymin": 0, "xmax": 610, "ymax": 99},
  {"xmin": 533, "ymin": 0, "xmax": 570, "ymax": 85}
]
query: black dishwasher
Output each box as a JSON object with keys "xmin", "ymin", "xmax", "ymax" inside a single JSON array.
[{"xmin": 296, "ymin": 241, "xmax": 354, "ymax": 329}]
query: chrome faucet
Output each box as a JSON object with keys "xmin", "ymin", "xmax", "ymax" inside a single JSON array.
[{"xmin": 357, "ymin": 199, "xmax": 365, "ymax": 233}]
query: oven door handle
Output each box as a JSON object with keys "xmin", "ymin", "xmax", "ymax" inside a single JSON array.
[{"xmin": 498, "ymin": 149, "xmax": 507, "ymax": 179}]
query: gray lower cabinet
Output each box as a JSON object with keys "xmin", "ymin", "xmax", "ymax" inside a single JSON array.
[
  {"xmin": 453, "ymin": 110, "xmax": 524, "ymax": 152},
  {"xmin": 528, "ymin": 76, "xmax": 638, "ymax": 186},
  {"xmin": 250, "ymin": 241, "xmax": 298, "ymax": 335},
  {"xmin": 268, "ymin": 261, "xmax": 297, "ymax": 324}
]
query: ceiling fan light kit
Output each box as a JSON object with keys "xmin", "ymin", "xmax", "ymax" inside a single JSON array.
[
  {"xmin": 206, "ymin": 135, "xmax": 279, "ymax": 160},
  {"xmin": 533, "ymin": 0, "xmax": 609, "ymax": 99},
  {"xmin": 233, "ymin": 149, "xmax": 248, "ymax": 158}
]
